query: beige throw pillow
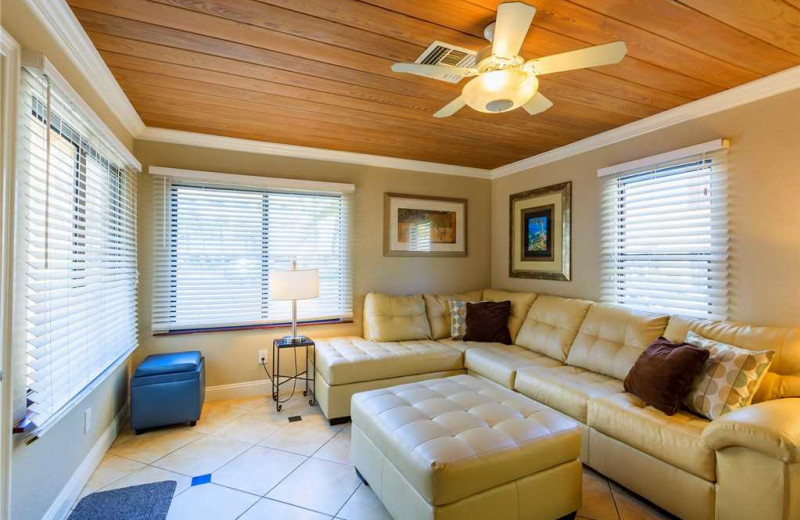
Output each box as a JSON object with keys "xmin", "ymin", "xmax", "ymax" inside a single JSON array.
[{"xmin": 684, "ymin": 331, "xmax": 775, "ymax": 420}]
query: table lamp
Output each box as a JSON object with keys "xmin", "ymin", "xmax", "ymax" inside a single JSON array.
[{"xmin": 269, "ymin": 260, "xmax": 319, "ymax": 343}]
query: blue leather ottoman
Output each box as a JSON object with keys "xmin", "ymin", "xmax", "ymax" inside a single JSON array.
[{"xmin": 131, "ymin": 351, "xmax": 205, "ymax": 434}]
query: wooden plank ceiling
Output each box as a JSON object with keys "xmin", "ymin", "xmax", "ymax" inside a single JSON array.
[{"xmin": 67, "ymin": 0, "xmax": 800, "ymax": 169}]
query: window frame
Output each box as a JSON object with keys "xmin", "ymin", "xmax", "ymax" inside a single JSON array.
[
  {"xmin": 599, "ymin": 141, "xmax": 729, "ymax": 320},
  {"xmin": 152, "ymin": 176, "xmax": 354, "ymax": 335},
  {"xmin": 13, "ymin": 59, "xmax": 139, "ymax": 439}
]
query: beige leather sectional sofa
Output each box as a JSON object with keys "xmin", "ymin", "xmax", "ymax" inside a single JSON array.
[{"xmin": 312, "ymin": 289, "xmax": 800, "ymax": 520}]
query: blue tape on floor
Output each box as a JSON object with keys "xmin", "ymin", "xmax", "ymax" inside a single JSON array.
[{"xmin": 191, "ymin": 474, "xmax": 212, "ymax": 486}]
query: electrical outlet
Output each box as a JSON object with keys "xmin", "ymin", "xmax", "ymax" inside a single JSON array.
[
  {"xmin": 84, "ymin": 408, "xmax": 92, "ymax": 434},
  {"xmin": 258, "ymin": 349, "xmax": 268, "ymax": 365}
]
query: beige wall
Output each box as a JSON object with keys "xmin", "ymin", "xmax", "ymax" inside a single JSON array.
[
  {"xmin": 2, "ymin": 1, "xmax": 135, "ymax": 518},
  {"xmin": 491, "ymin": 90, "xmax": 800, "ymax": 328},
  {"xmin": 134, "ymin": 140, "xmax": 492, "ymax": 387}
]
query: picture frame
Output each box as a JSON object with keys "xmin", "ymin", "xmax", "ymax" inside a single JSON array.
[
  {"xmin": 384, "ymin": 193, "xmax": 468, "ymax": 257},
  {"xmin": 509, "ymin": 181, "xmax": 571, "ymax": 280}
]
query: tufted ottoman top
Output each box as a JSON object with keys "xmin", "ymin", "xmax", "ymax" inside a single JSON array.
[{"xmin": 351, "ymin": 374, "xmax": 581, "ymax": 506}]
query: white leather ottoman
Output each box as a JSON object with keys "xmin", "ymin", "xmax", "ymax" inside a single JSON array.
[{"xmin": 351, "ymin": 374, "xmax": 582, "ymax": 520}]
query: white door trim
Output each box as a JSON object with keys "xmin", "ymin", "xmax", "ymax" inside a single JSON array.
[{"xmin": 0, "ymin": 27, "xmax": 21, "ymax": 520}]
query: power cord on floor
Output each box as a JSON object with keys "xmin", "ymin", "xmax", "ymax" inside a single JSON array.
[{"xmin": 260, "ymin": 346, "xmax": 299, "ymax": 405}]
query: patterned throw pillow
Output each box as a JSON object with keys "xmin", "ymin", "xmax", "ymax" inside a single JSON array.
[
  {"xmin": 684, "ymin": 331, "xmax": 775, "ymax": 420},
  {"xmin": 449, "ymin": 300, "xmax": 468, "ymax": 339}
]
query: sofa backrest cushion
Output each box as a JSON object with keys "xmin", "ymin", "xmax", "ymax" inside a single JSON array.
[
  {"xmin": 363, "ymin": 293, "xmax": 431, "ymax": 342},
  {"xmin": 567, "ymin": 303, "xmax": 669, "ymax": 380},
  {"xmin": 423, "ymin": 290, "xmax": 483, "ymax": 340},
  {"xmin": 665, "ymin": 316, "xmax": 800, "ymax": 403},
  {"xmin": 483, "ymin": 289, "xmax": 537, "ymax": 342},
  {"xmin": 516, "ymin": 295, "xmax": 594, "ymax": 362}
]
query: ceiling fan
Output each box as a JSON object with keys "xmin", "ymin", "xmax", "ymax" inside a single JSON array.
[{"xmin": 391, "ymin": 2, "xmax": 627, "ymax": 118}]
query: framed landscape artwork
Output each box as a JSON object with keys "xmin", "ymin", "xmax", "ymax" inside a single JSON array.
[
  {"xmin": 509, "ymin": 182, "xmax": 571, "ymax": 280},
  {"xmin": 384, "ymin": 193, "xmax": 467, "ymax": 257}
]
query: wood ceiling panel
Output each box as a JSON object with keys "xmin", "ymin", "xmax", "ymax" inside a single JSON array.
[
  {"xmin": 359, "ymin": 0, "xmax": 726, "ymax": 97},
  {"xmin": 677, "ymin": 0, "xmax": 800, "ymax": 56},
  {"xmin": 88, "ymin": 32, "xmax": 629, "ymax": 138},
  {"xmin": 104, "ymin": 55, "xmax": 576, "ymax": 150},
  {"xmin": 67, "ymin": 0, "xmax": 800, "ymax": 169}
]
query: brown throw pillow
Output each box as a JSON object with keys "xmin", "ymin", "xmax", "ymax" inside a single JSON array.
[
  {"xmin": 624, "ymin": 337, "xmax": 710, "ymax": 416},
  {"xmin": 463, "ymin": 301, "xmax": 512, "ymax": 345}
]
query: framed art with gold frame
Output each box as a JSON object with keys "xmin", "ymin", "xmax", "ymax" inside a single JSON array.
[
  {"xmin": 509, "ymin": 182, "xmax": 571, "ymax": 280},
  {"xmin": 384, "ymin": 193, "xmax": 467, "ymax": 257}
]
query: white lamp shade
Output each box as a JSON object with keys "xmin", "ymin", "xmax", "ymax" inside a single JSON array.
[{"xmin": 270, "ymin": 269, "xmax": 319, "ymax": 300}]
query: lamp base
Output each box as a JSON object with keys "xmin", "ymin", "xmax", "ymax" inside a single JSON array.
[{"xmin": 280, "ymin": 334, "xmax": 311, "ymax": 345}]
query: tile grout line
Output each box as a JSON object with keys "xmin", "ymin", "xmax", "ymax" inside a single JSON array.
[
  {"xmin": 607, "ymin": 477, "xmax": 623, "ymax": 520},
  {"xmin": 85, "ymin": 396, "xmax": 361, "ymax": 519},
  {"xmin": 333, "ymin": 481, "xmax": 363, "ymax": 520}
]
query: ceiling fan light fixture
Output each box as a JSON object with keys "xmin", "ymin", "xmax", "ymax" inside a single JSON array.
[{"xmin": 462, "ymin": 69, "xmax": 538, "ymax": 113}]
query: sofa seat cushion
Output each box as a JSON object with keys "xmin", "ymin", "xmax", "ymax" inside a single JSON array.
[
  {"xmin": 351, "ymin": 374, "xmax": 581, "ymax": 506},
  {"xmin": 314, "ymin": 337, "xmax": 463, "ymax": 385},
  {"xmin": 588, "ymin": 393, "xmax": 714, "ymax": 481},
  {"xmin": 465, "ymin": 345, "xmax": 563, "ymax": 389},
  {"xmin": 514, "ymin": 365, "xmax": 625, "ymax": 423}
]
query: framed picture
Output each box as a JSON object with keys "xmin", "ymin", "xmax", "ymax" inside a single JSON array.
[
  {"xmin": 509, "ymin": 182, "xmax": 571, "ymax": 280},
  {"xmin": 384, "ymin": 193, "xmax": 467, "ymax": 257}
]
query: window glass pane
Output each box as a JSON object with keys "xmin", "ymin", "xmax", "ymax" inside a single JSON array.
[{"xmin": 172, "ymin": 186, "xmax": 264, "ymax": 327}]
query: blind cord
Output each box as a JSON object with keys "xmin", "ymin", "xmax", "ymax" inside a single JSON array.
[{"xmin": 44, "ymin": 75, "xmax": 51, "ymax": 269}]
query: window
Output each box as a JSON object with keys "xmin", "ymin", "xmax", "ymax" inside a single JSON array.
[
  {"xmin": 600, "ymin": 141, "xmax": 729, "ymax": 319},
  {"xmin": 15, "ymin": 66, "xmax": 139, "ymax": 435},
  {"xmin": 151, "ymin": 172, "xmax": 353, "ymax": 333}
]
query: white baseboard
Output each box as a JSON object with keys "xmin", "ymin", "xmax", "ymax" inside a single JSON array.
[
  {"xmin": 205, "ymin": 380, "xmax": 270, "ymax": 402},
  {"xmin": 41, "ymin": 402, "xmax": 129, "ymax": 520}
]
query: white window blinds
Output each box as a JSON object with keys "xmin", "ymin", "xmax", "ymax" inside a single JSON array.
[
  {"xmin": 16, "ymin": 67, "xmax": 139, "ymax": 434},
  {"xmin": 600, "ymin": 143, "xmax": 729, "ymax": 320},
  {"xmin": 151, "ymin": 174, "xmax": 353, "ymax": 333}
]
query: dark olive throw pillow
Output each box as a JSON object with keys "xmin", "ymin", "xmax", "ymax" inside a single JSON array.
[
  {"xmin": 463, "ymin": 301, "xmax": 512, "ymax": 345},
  {"xmin": 624, "ymin": 337, "xmax": 710, "ymax": 416}
]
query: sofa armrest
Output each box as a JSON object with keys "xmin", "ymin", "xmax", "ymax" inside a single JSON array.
[{"xmin": 701, "ymin": 398, "xmax": 800, "ymax": 463}]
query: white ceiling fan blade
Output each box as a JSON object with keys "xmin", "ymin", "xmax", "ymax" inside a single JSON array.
[
  {"xmin": 527, "ymin": 41, "xmax": 627, "ymax": 75},
  {"xmin": 522, "ymin": 92, "xmax": 553, "ymax": 116},
  {"xmin": 434, "ymin": 97, "xmax": 466, "ymax": 118},
  {"xmin": 391, "ymin": 63, "xmax": 477, "ymax": 80},
  {"xmin": 492, "ymin": 2, "xmax": 536, "ymax": 59}
]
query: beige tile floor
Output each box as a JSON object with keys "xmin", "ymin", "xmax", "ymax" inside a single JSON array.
[{"xmin": 74, "ymin": 394, "xmax": 678, "ymax": 520}]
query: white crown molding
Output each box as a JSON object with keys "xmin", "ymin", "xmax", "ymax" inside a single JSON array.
[
  {"xmin": 23, "ymin": 0, "xmax": 144, "ymax": 137},
  {"xmin": 490, "ymin": 65, "xmax": 800, "ymax": 179},
  {"xmin": 138, "ymin": 127, "xmax": 492, "ymax": 178}
]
